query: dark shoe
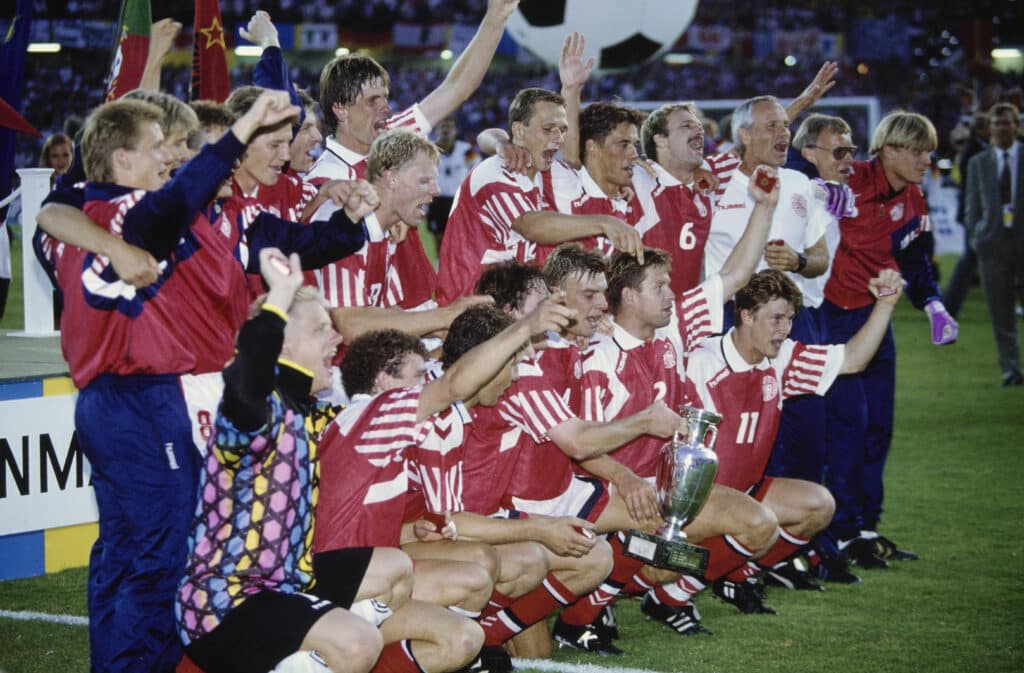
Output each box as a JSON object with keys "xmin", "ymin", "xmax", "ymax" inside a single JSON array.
[
  {"xmin": 873, "ymin": 535, "xmax": 920, "ymax": 561},
  {"xmin": 816, "ymin": 556, "xmax": 862, "ymax": 584},
  {"xmin": 841, "ymin": 537, "xmax": 890, "ymax": 570},
  {"xmin": 640, "ymin": 593, "xmax": 712, "ymax": 635},
  {"xmin": 712, "ymin": 579, "xmax": 776, "ymax": 614},
  {"xmin": 1001, "ymin": 371, "xmax": 1023, "ymax": 386},
  {"xmin": 463, "ymin": 646, "xmax": 513, "ymax": 673},
  {"xmin": 552, "ymin": 618, "xmax": 624, "ymax": 656},
  {"xmin": 597, "ymin": 604, "xmax": 619, "ymax": 640},
  {"xmin": 765, "ymin": 558, "xmax": 826, "ymax": 591}
]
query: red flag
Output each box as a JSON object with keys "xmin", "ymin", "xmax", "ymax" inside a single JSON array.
[
  {"xmin": 0, "ymin": 97, "xmax": 40, "ymax": 138},
  {"xmin": 105, "ymin": 0, "xmax": 152, "ymax": 101},
  {"xmin": 191, "ymin": 0, "xmax": 231, "ymax": 102}
]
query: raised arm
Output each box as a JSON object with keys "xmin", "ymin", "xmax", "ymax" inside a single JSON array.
[
  {"xmin": 220, "ymin": 248, "xmax": 303, "ymax": 432},
  {"xmin": 139, "ymin": 18, "xmax": 181, "ymax": 91},
  {"xmin": 244, "ymin": 11, "xmax": 304, "ymax": 111},
  {"xmin": 717, "ymin": 166, "xmax": 780, "ymax": 297},
  {"xmin": 840, "ymin": 270, "xmax": 903, "ymax": 374},
  {"xmin": 418, "ymin": 0, "xmax": 519, "ymax": 126},
  {"xmin": 785, "ymin": 61, "xmax": 838, "ymax": 122},
  {"xmin": 417, "ymin": 296, "xmax": 575, "ymax": 420},
  {"xmin": 557, "ymin": 32, "xmax": 594, "ymax": 170}
]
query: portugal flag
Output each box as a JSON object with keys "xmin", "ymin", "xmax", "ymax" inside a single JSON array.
[
  {"xmin": 190, "ymin": 0, "xmax": 230, "ymax": 102},
  {"xmin": 105, "ymin": 0, "xmax": 151, "ymax": 101}
]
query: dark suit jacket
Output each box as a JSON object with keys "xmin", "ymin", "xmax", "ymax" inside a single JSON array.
[{"xmin": 965, "ymin": 143, "xmax": 1024, "ymax": 251}]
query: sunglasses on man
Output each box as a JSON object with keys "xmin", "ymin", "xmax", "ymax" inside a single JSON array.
[{"xmin": 806, "ymin": 144, "xmax": 858, "ymax": 160}]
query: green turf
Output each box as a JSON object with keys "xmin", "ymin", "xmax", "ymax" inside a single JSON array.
[
  {"xmin": 1, "ymin": 233, "xmax": 24, "ymax": 331},
  {"xmin": 1, "ymin": 255, "xmax": 1022, "ymax": 672}
]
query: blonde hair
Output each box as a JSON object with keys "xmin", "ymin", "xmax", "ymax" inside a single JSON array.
[
  {"xmin": 81, "ymin": 99, "xmax": 164, "ymax": 183},
  {"xmin": 366, "ymin": 129, "xmax": 439, "ymax": 184},
  {"xmin": 870, "ymin": 111, "xmax": 937, "ymax": 156}
]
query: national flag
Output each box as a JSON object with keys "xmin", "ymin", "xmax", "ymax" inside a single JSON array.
[
  {"xmin": 0, "ymin": 0, "xmax": 35, "ymax": 221},
  {"xmin": 105, "ymin": 0, "xmax": 152, "ymax": 101},
  {"xmin": 190, "ymin": 0, "xmax": 230, "ymax": 102}
]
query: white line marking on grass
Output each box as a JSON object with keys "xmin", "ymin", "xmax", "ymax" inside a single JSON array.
[
  {"xmin": 0, "ymin": 609, "xmax": 88, "ymax": 626},
  {"xmin": 511, "ymin": 658, "xmax": 680, "ymax": 673}
]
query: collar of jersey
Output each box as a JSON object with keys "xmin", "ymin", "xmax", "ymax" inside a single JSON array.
[
  {"xmin": 84, "ymin": 181, "xmax": 141, "ymax": 201},
  {"xmin": 610, "ymin": 320, "xmax": 646, "ymax": 350},
  {"xmin": 325, "ymin": 136, "xmax": 367, "ymax": 167},
  {"xmin": 277, "ymin": 359, "xmax": 314, "ymax": 400},
  {"xmin": 721, "ymin": 326, "xmax": 770, "ymax": 373}
]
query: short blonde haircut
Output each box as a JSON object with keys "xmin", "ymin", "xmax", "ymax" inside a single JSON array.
[
  {"xmin": 365, "ymin": 129, "xmax": 439, "ymax": 184},
  {"xmin": 123, "ymin": 89, "xmax": 199, "ymax": 137},
  {"xmin": 81, "ymin": 99, "xmax": 164, "ymax": 183},
  {"xmin": 870, "ymin": 111, "xmax": 937, "ymax": 156}
]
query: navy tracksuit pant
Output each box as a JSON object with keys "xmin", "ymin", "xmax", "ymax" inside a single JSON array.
[{"xmin": 77, "ymin": 374, "xmax": 198, "ymax": 673}]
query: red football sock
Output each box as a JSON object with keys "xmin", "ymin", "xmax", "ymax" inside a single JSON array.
[
  {"xmin": 480, "ymin": 589, "xmax": 514, "ymax": 622},
  {"xmin": 558, "ymin": 532, "xmax": 643, "ymax": 626},
  {"xmin": 620, "ymin": 568, "xmax": 658, "ymax": 597},
  {"xmin": 756, "ymin": 527, "xmax": 811, "ymax": 569},
  {"xmin": 480, "ymin": 573, "xmax": 577, "ymax": 646}
]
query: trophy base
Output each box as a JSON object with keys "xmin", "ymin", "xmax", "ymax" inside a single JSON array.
[{"xmin": 622, "ymin": 530, "xmax": 709, "ymax": 574}]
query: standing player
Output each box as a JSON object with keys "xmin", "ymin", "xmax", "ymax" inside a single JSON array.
[
  {"xmin": 823, "ymin": 111, "xmax": 957, "ymax": 567},
  {"xmin": 638, "ymin": 102, "xmax": 715, "ymax": 292},
  {"xmin": 33, "ymin": 93, "xmax": 306, "ymax": 673},
  {"xmin": 436, "ymin": 88, "xmax": 642, "ymax": 304},
  {"xmin": 308, "ymin": 0, "xmax": 521, "ymax": 312}
]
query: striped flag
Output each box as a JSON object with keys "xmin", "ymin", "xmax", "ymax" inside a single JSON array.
[
  {"xmin": 105, "ymin": 0, "xmax": 152, "ymax": 101},
  {"xmin": 190, "ymin": 0, "xmax": 230, "ymax": 102}
]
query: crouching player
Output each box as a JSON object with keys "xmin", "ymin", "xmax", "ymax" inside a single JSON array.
[
  {"xmin": 313, "ymin": 298, "xmax": 579, "ymax": 673},
  {"xmin": 676, "ymin": 268, "xmax": 906, "ymax": 611},
  {"xmin": 176, "ymin": 249, "xmax": 382, "ymax": 673}
]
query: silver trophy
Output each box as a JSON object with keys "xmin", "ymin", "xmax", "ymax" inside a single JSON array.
[{"xmin": 623, "ymin": 406, "xmax": 721, "ymax": 574}]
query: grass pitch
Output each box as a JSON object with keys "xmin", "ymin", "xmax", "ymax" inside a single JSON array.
[{"xmin": 1, "ymin": 255, "xmax": 1022, "ymax": 673}]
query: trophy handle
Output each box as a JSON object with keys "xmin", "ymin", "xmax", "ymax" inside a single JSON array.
[{"xmin": 703, "ymin": 424, "xmax": 718, "ymax": 449}]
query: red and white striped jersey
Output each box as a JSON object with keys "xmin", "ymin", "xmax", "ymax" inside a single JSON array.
[
  {"xmin": 578, "ymin": 276, "xmax": 724, "ymax": 478},
  {"xmin": 683, "ymin": 329, "xmax": 843, "ymax": 491},
  {"xmin": 506, "ymin": 335, "xmax": 586, "ymax": 501},
  {"xmin": 254, "ymin": 168, "xmax": 320, "ymax": 223},
  {"xmin": 435, "ymin": 155, "xmax": 547, "ymax": 305},
  {"xmin": 532, "ymin": 163, "xmax": 638, "ymax": 264},
  {"xmin": 632, "ymin": 162, "xmax": 713, "ymax": 294},
  {"xmin": 703, "ymin": 151, "xmax": 743, "ymax": 209},
  {"xmin": 315, "ymin": 387, "xmax": 432, "ymax": 550},
  {"xmin": 461, "ymin": 371, "xmax": 575, "ymax": 515},
  {"xmin": 306, "ymin": 104, "xmax": 436, "ymax": 309},
  {"xmin": 406, "ymin": 400, "xmax": 471, "ymax": 519}
]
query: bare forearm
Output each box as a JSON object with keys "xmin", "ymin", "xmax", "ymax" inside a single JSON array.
[
  {"xmin": 38, "ymin": 204, "xmax": 120, "ymax": 256},
  {"xmin": 719, "ymin": 200, "xmax": 774, "ymax": 297},
  {"xmin": 577, "ymin": 453, "xmax": 635, "ymax": 483},
  {"xmin": 560, "ymin": 85, "xmax": 583, "ymax": 169},
  {"xmin": 512, "ymin": 211, "xmax": 604, "ymax": 244},
  {"xmin": 331, "ymin": 305, "xmax": 452, "ymax": 343},
  {"xmin": 801, "ymin": 241, "xmax": 829, "ymax": 278},
  {"xmin": 452, "ymin": 512, "xmax": 537, "ymax": 545},
  {"xmin": 555, "ymin": 415, "xmax": 648, "ymax": 461}
]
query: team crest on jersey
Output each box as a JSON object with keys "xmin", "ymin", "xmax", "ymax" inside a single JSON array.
[
  {"xmin": 791, "ymin": 194, "xmax": 808, "ymax": 218},
  {"xmin": 663, "ymin": 348, "xmax": 676, "ymax": 370},
  {"xmin": 762, "ymin": 375, "xmax": 779, "ymax": 402},
  {"xmin": 890, "ymin": 203, "xmax": 905, "ymax": 221}
]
